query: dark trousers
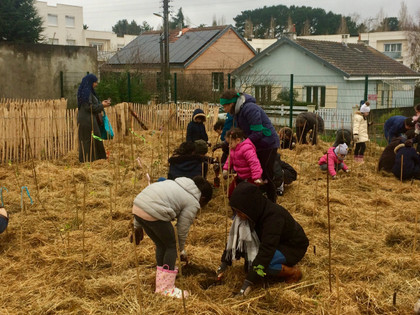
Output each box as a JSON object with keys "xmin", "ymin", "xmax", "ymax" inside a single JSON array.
[
  {"xmin": 134, "ymin": 215, "xmax": 177, "ymax": 270},
  {"xmin": 257, "ymin": 148, "xmax": 277, "ymax": 203},
  {"xmin": 354, "ymin": 142, "xmax": 366, "ymax": 156}
]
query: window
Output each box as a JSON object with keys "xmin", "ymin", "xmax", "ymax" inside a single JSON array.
[
  {"xmin": 49, "ymin": 38, "xmax": 59, "ymax": 45},
  {"xmin": 47, "ymin": 14, "xmax": 58, "ymax": 26},
  {"xmin": 306, "ymin": 86, "xmax": 326, "ymax": 107},
  {"xmin": 254, "ymin": 85, "xmax": 272, "ymax": 103},
  {"xmin": 212, "ymin": 72, "xmax": 224, "ymax": 91},
  {"xmin": 89, "ymin": 42, "xmax": 104, "ymax": 51},
  {"xmin": 66, "ymin": 39, "xmax": 75, "ymax": 45},
  {"xmin": 65, "ymin": 15, "xmax": 75, "ymax": 28},
  {"xmin": 384, "ymin": 43, "xmax": 402, "ymax": 52}
]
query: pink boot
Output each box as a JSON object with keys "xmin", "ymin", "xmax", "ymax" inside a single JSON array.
[
  {"xmin": 354, "ymin": 155, "xmax": 360, "ymax": 162},
  {"xmin": 155, "ymin": 265, "xmax": 189, "ymax": 299}
]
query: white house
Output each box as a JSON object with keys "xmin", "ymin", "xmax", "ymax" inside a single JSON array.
[{"xmin": 34, "ymin": 1, "xmax": 136, "ymax": 62}]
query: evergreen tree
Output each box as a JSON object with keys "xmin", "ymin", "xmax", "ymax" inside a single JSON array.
[
  {"xmin": 169, "ymin": 7, "xmax": 185, "ymax": 29},
  {"xmin": 112, "ymin": 19, "xmax": 152, "ymax": 37},
  {"xmin": 0, "ymin": 0, "xmax": 43, "ymax": 43}
]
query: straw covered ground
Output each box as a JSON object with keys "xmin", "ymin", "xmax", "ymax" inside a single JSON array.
[{"xmin": 0, "ymin": 130, "xmax": 419, "ymax": 315}]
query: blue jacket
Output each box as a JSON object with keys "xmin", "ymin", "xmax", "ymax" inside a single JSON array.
[
  {"xmin": 221, "ymin": 113, "xmax": 234, "ymax": 142},
  {"xmin": 384, "ymin": 116, "xmax": 407, "ymax": 143},
  {"xmin": 186, "ymin": 108, "xmax": 208, "ymax": 142},
  {"xmin": 167, "ymin": 155, "xmax": 208, "ymax": 179},
  {"xmin": 234, "ymin": 94, "xmax": 279, "ymax": 151},
  {"xmin": 392, "ymin": 145, "xmax": 420, "ymax": 180}
]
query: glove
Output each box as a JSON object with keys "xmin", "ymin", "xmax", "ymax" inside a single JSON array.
[
  {"xmin": 236, "ymin": 279, "xmax": 253, "ymax": 297},
  {"xmin": 331, "ymin": 175, "xmax": 337, "ymax": 180},
  {"xmin": 180, "ymin": 250, "xmax": 188, "ymax": 263},
  {"xmin": 254, "ymin": 178, "xmax": 263, "ymax": 185},
  {"xmin": 405, "ymin": 139, "xmax": 413, "ymax": 147},
  {"xmin": 353, "ymin": 134, "xmax": 359, "ymax": 142},
  {"xmin": 345, "ymin": 169, "xmax": 350, "ymax": 173},
  {"xmin": 130, "ymin": 227, "xmax": 144, "ymax": 245},
  {"xmin": 223, "ymin": 170, "xmax": 228, "ymax": 180},
  {"xmin": 207, "ymin": 141, "xmax": 212, "ymax": 147}
]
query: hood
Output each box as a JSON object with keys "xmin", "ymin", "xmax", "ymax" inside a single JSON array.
[
  {"xmin": 234, "ymin": 93, "xmax": 256, "ymax": 115},
  {"xmin": 174, "ymin": 177, "xmax": 201, "ymax": 202},
  {"xmin": 229, "ymin": 181, "xmax": 268, "ymax": 224},
  {"xmin": 192, "ymin": 108, "xmax": 206, "ymax": 122}
]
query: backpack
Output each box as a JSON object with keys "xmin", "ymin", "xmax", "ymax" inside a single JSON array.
[{"xmin": 273, "ymin": 154, "xmax": 297, "ymax": 188}]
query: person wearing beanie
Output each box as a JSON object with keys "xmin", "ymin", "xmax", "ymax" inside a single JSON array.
[
  {"xmin": 353, "ymin": 104, "xmax": 370, "ymax": 163},
  {"xmin": 318, "ymin": 143, "xmax": 350, "ymax": 179},
  {"xmin": 0, "ymin": 207, "xmax": 9, "ymax": 234}
]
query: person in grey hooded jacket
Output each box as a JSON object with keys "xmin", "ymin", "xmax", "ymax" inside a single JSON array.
[{"xmin": 131, "ymin": 176, "xmax": 213, "ymax": 298}]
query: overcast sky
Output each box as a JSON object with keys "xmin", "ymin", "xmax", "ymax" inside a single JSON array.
[{"xmin": 42, "ymin": 0, "xmax": 419, "ymax": 31}]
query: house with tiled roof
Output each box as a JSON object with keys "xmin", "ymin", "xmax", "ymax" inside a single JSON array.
[
  {"xmin": 103, "ymin": 25, "xmax": 255, "ymax": 102},
  {"xmin": 232, "ymin": 36, "xmax": 420, "ymax": 110}
]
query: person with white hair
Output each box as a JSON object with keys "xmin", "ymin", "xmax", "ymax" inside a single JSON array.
[
  {"xmin": 353, "ymin": 103, "xmax": 371, "ymax": 163},
  {"xmin": 318, "ymin": 143, "xmax": 350, "ymax": 179}
]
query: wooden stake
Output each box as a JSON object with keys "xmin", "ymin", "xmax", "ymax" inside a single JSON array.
[
  {"xmin": 82, "ymin": 179, "xmax": 86, "ymax": 279},
  {"xmin": 131, "ymin": 224, "xmax": 143, "ymax": 314},
  {"xmin": 400, "ymin": 155, "xmax": 404, "ymax": 183},
  {"xmin": 109, "ymin": 185, "xmax": 114, "ymax": 272},
  {"xmin": 326, "ymin": 153, "xmax": 332, "ymax": 293},
  {"xmin": 173, "ymin": 225, "xmax": 187, "ymax": 314}
]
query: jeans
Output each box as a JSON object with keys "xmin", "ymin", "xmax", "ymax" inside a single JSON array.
[
  {"xmin": 267, "ymin": 250, "xmax": 287, "ymax": 275},
  {"xmin": 133, "ymin": 215, "xmax": 177, "ymax": 270},
  {"xmin": 319, "ymin": 163, "xmax": 344, "ymax": 172}
]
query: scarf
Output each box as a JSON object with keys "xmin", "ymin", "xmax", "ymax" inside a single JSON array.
[
  {"xmin": 77, "ymin": 74, "xmax": 98, "ymax": 109},
  {"xmin": 225, "ymin": 215, "xmax": 260, "ymax": 266}
]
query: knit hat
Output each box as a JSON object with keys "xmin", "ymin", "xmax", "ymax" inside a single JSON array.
[
  {"xmin": 334, "ymin": 143, "xmax": 348, "ymax": 159},
  {"xmin": 194, "ymin": 140, "xmax": 208, "ymax": 155},
  {"xmin": 360, "ymin": 104, "xmax": 370, "ymax": 113}
]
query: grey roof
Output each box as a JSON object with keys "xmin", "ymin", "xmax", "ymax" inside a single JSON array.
[
  {"xmin": 108, "ymin": 25, "xmax": 254, "ymax": 66},
  {"xmin": 233, "ymin": 37, "xmax": 419, "ymax": 77}
]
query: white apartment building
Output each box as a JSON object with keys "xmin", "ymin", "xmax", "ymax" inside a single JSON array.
[
  {"xmin": 248, "ymin": 31, "xmax": 414, "ymax": 70},
  {"xmin": 35, "ymin": 1, "xmax": 136, "ymax": 61}
]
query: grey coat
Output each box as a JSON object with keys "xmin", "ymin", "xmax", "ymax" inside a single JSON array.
[{"xmin": 133, "ymin": 177, "xmax": 201, "ymax": 250}]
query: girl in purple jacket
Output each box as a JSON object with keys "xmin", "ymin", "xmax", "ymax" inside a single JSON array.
[
  {"xmin": 223, "ymin": 128, "xmax": 263, "ymax": 197},
  {"xmin": 318, "ymin": 143, "xmax": 350, "ymax": 179}
]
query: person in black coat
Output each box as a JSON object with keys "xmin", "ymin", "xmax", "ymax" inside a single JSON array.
[
  {"xmin": 295, "ymin": 112, "xmax": 324, "ymax": 145},
  {"xmin": 77, "ymin": 74, "xmax": 111, "ymax": 162},
  {"xmin": 186, "ymin": 108, "xmax": 209, "ymax": 143},
  {"xmin": 219, "ymin": 182, "xmax": 309, "ymax": 296},
  {"xmin": 332, "ymin": 129, "xmax": 352, "ymax": 149},
  {"xmin": 392, "ymin": 141, "xmax": 420, "ymax": 180}
]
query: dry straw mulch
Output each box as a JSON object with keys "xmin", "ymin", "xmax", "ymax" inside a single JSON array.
[{"xmin": 0, "ymin": 130, "xmax": 419, "ymax": 315}]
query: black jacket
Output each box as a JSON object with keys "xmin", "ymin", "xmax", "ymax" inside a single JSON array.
[
  {"xmin": 186, "ymin": 109, "xmax": 208, "ymax": 142},
  {"xmin": 392, "ymin": 145, "xmax": 420, "ymax": 180},
  {"xmin": 167, "ymin": 154, "xmax": 208, "ymax": 179},
  {"xmin": 230, "ymin": 182, "xmax": 309, "ymax": 283}
]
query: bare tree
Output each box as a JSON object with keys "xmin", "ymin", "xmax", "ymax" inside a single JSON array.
[
  {"xmin": 301, "ymin": 18, "xmax": 311, "ymax": 36},
  {"xmin": 404, "ymin": 9, "xmax": 420, "ymax": 71},
  {"xmin": 244, "ymin": 18, "xmax": 253, "ymax": 39},
  {"xmin": 373, "ymin": 8, "xmax": 386, "ymax": 31},
  {"xmin": 337, "ymin": 16, "xmax": 349, "ymax": 34},
  {"xmin": 398, "ymin": 1, "xmax": 410, "ymax": 30}
]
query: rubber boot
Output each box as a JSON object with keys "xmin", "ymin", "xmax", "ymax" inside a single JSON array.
[
  {"xmin": 358, "ymin": 155, "xmax": 365, "ymax": 164},
  {"xmin": 155, "ymin": 265, "xmax": 189, "ymax": 299},
  {"xmin": 354, "ymin": 155, "xmax": 360, "ymax": 162},
  {"xmin": 278, "ymin": 264, "xmax": 302, "ymax": 283}
]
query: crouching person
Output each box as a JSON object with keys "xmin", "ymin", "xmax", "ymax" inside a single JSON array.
[
  {"xmin": 132, "ymin": 176, "xmax": 213, "ymax": 298},
  {"xmin": 217, "ymin": 182, "xmax": 309, "ymax": 297}
]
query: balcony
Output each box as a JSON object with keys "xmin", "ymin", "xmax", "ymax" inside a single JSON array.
[{"xmin": 383, "ymin": 51, "xmax": 401, "ymax": 59}]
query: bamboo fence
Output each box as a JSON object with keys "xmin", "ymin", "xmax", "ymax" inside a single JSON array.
[{"xmin": 0, "ymin": 99, "xmax": 219, "ymax": 163}]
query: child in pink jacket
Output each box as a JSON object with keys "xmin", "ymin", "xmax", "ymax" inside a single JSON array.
[
  {"xmin": 223, "ymin": 128, "xmax": 263, "ymax": 197},
  {"xmin": 318, "ymin": 143, "xmax": 350, "ymax": 179}
]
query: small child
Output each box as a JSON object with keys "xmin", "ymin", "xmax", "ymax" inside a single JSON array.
[
  {"xmin": 186, "ymin": 108, "xmax": 209, "ymax": 144},
  {"xmin": 353, "ymin": 104, "xmax": 370, "ymax": 163},
  {"xmin": 278, "ymin": 127, "xmax": 296, "ymax": 150},
  {"xmin": 132, "ymin": 176, "xmax": 213, "ymax": 298},
  {"xmin": 222, "ymin": 128, "xmax": 263, "ymax": 197},
  {"xmin": 0, "ymin": 207, "xmax": 8, "ymax": 234},
  {"xmin": 318, "ymin": 143, "xmax": 350, "ymax": 179},
  {"xmin": 392, "ymin": 141, "xmax": 420, "ymax": 180}
]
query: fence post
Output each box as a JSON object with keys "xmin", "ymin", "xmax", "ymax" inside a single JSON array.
[
  {"xmin": 174, "ymin": 73, "xmax": 177, "ymax": 104},
  {"xmin": 60, "ymin": 71, "xmax": 64, "ymax": 98},
  {"xmin": 228, "ymin": 73, "xmax": 231, "ymax": 89},
  {"xmin": 364, "ymin": 75, "xmax": 368, "ymax": 103},
  {"xmin": 289, "ymin": 74, "xmax": 294, "ymax": 128},
  {"xmin": 127, "ymin": 72, "xmax": 131, "ymax": 102}
]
